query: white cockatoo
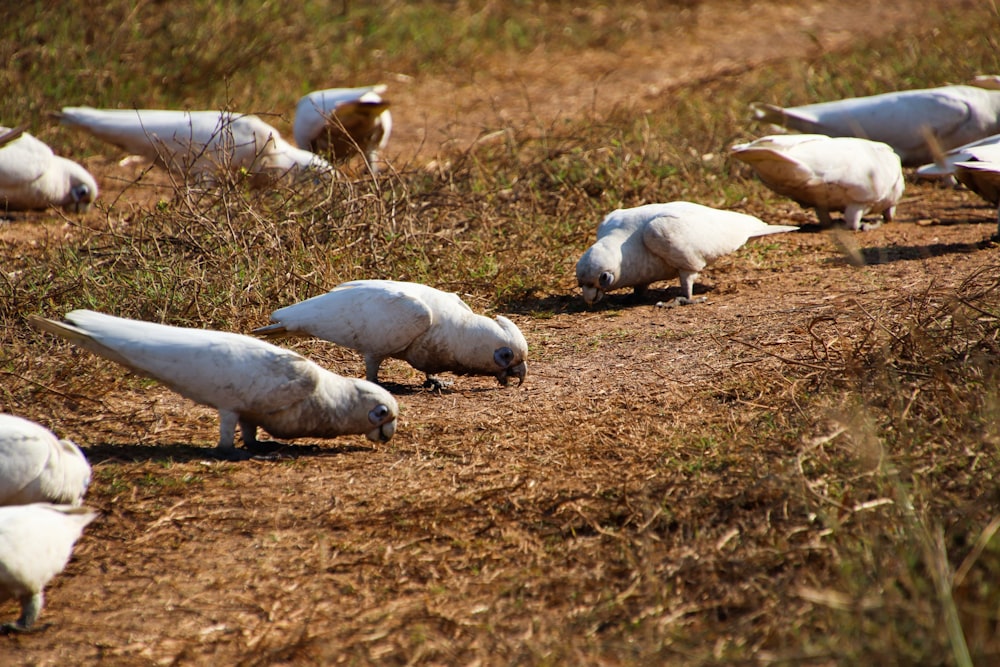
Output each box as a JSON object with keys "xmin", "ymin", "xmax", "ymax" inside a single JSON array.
[
  {"xmin": 0, "ymin": 415, "xmax": 91, "ymax": 507},
  {"xmin": 0, "ymin": 126, "xmax": 97, "ymax": 213},
  {"xmin": 254, "ymin": 280, "xmax": 527, "ymax": 389},
  {"xmin": 293, "ymin": 85, "xmax": 391, "ymax": 171},
  {"xmin": 29, "ymin": 310, "xmax": 398, "ymax": 459},
  {"xmin": 952, "ymin": 144, "xmax": 1000, "ymax": 236},
  {"xmin": 57, "ymin": 107, "xmax": 332, "ymax": 184},
  {"xmin": 731, "ymin": 134, "xmax": 904, "ymax": 230},
  {"xmin": 576, "ymin": 202, "xmax": 798, "ymax": 305},
  {"xmin": 751, "ymin": 85, "xmax": 1000, "ymax": 165},
  {"xmin": 0, "ymin": 503, "xmax": 98, "ymax": 632}
]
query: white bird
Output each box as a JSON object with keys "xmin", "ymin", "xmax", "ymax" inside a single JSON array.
[
  {"xmin": 0, "ymin": 503, "xmax": 97, "ymax": 632},
  {"xmin": 576, "ymin": 202, "xmax": 798, "ymax": 305},
  {"xmin": 751, "ymin": 85, "xmax": 1000, "ymax": 166},
  {"xmin": 28, "ymin": 310, "xmax": 398, "ymax": 459},
  {"xmin": 253, "ymin": 280, "xmax": 527, "ymax": 388},
  {"xmin": 293, "ymin": 85, "xmax": 392, "ymax": 171},
  {"xmin": 953, "ymin": 144, "xmax": 1000, "ymax": 236},
  {"xmin": 57, "ymin": 107, "xmax": 332, "ymax": 184},
  {"xmin": 731, "ymin": 134, "xmax": 904, "ymax": 231},
  {"xmin": 914, "ymin": 132, "xmax": 1000, "ymax": 179},
  {"xmin": 0, "ymin": 414, "xmax": 91, "ymax": 507},
  {"xmin": 0, "ymin": 126, "xmax": 97, "ymax": 213}
]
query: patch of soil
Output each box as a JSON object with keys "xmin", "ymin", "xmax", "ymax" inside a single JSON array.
[{"xmin": 4, "ymin": 1, "xmax": 998, "ymax": 664}]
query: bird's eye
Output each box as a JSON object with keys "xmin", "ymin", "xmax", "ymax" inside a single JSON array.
[
  {"xmin": 598, "ymin": 272, "xmax": 614, "ymax": 288},
  {"xmin": 494, "ymin": 347, "xmax": 515, "ymax": 368},
  {"xmin": 369, "ymin": 404, "xmax": 390, "ymax": 424},
  {"xmin": 71, "ymin": 184, "xmax": 91, "ymax": 202}
]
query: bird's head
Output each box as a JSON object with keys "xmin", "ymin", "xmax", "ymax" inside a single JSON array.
[
  {"xmin": 64, "ymin": 162, "xmax": 98, "ymax": 213},
  {"xmin": 578, "ymin": 270, "xmax": 615, "ymax": 305},
  {"xmin": 576, "ymin": 241, "xmax": 621, "ymax": 305},
  {"xmin": 362, "ymin": 386, "xmax": 399, "ymax": 443},
  {"xmin": 493, "ymin": 315, "xmax": 528, "ymax": 387}
]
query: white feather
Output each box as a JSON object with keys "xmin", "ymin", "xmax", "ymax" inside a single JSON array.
[
  {"xmin": 58, "ymin": 107, "xmax": 332, "ymax": 183},
  {"xmin": 293, "ymin": 85, "xmax": 392, "ymax": 170},
  {"xmin": 953, "ymin": 145, "xmax": 1000, "ymax": 235},
  {"xmin": 254, "ymin": 280, "xmax": 528, "ymax": 387},
  {"xmin": 0, "ymin": 127, "xmax": 97, "ymax": 212},
  {"xmin": 914, "ymin": 132, "xmax": 1000, "ymax": 179},
  {"xmin": 0, "ymin": 415, "xmax": 91, "ymax": 507},
  {"xmin": 28, "ymin": 310, "xmax": 398, "ymax": 458},
  {"xmin": 731, "ymin": 134, "xmax": 904, "ymax": 230},
  {"xmin": 0, "ymin": 503, "xmax": 97, "ymax": 631},
  {"xmin": 751, "ymin": 85, "xmax": 1000, "ymax": 165},
  {"xmin": 576, "ymin": 202, "xmax": 798, "ymax": 305}
]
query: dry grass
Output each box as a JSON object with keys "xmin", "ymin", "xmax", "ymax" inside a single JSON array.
[{"xmin": 2, "ymin": 0, "xmax": 1000, "ymax": 664}]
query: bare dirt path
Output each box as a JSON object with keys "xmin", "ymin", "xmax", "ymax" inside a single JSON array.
[{"xmin": 386, "ymin": 0, "xmax": 960, "ymax": 161}]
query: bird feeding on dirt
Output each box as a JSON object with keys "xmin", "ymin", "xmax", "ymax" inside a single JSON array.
[
  {"xmin": 253, "ymin": 280, "xmax": 528, "ymax": 389},
  {"xmin": 751, "ymin": 85, "xmax": 1000, "ymax": 166},
  {"xmin": 0, "ymin": 125, "xmax": 97, "ymax": 213},
  {"xmin": 952, "ymin": 144, "xmax": 1000, "ymax": 236},
  {"xmin": 0, "ymin": 503, "xmax": 98, "ymax": 633},
  {"xmin": 29, "ymin": 310, "xmax": 398, "ymax": 459},
  {"xmin": 576, "ymin": 202, "xmax": 798, "ymax": 306},
  {"xmin": 294, "ymin": 85, "xmax": 392, "ymax": 172},
  {"xmin": 0, "ymin": 414, "xmax": 91, "ymax": 507},
  {"xmin": 731, "ymin": 134, "xmax": 904, "ymax": 231},
  {"xmin": 57, "ymin": 107, "xmax": 332, "ymax": 185}
]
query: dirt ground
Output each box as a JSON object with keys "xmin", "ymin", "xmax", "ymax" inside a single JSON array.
[{"xmin": 3, "ymin": 0, "xmax": 999, "ymax": 664}]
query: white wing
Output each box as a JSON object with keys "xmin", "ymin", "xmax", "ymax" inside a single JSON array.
[
  {"xmin": 260, "ymin": 280, "xmax": 433, "ymax": 357},
  {"xmin": 30, "ymin": 310, "xmax": 323, "ymax": 415},
  {"xmin": 752, "ymin": 86, "xmax": 1000, "ymax": 165},
  {"xmin": 59, "ymin": 107, "xmax": 328, "ymax": 178},
  {"xmin": 915, "ymin": 132, "xmax": 1000, "ymax": 178},
  {"xmin": 642, "ymin": 203, "xmax": 788, "ymax": 271},
  {"xmin": 733, "ymin": 135, "xmax": 903, "ymax": 211}
]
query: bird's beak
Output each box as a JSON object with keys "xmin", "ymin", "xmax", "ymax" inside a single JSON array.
[
  {"xmin": 498, "ymin": 361, "xmax": 527, "ymax": 387},
  {"xmin": 367, "ymin": 420, "xmax": 396, "ymax": 443},
  {"xmin": 581, "ymin": 286, "xmax": 602, "ymax": 305}
]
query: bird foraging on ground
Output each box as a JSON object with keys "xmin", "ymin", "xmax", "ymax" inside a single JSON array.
[
  {"xmin": 57, "ymin": 107, "xmax": 332, "ymax": 184},
  {"xmin": 294, "ymin": 85, "xmax": 392, "ymax": 172},
  {"xmin": 0, "ymin": 126, "xmax": 97, "ymax": 213},
  {"xmin": 29, "ymin": 310, "xmax": 398, "ymax": 459},
  {"xmin": 254, "ymin": 280, "xmax": 527, "ymax": 389},
  {"xmin": 751, "ymin": 85, "xmax": 1000, "ymax": 166},
  {"xmin": 576, "ymin": 202, "xmax": 798, "ymax": 306},
  {"xmin": 0, "ymin": 414, "xmax": 91, "ymax": 507},
  {"xmin": 0, "ymin": 503, "xmax": 98, "ymax": 633},
  {"xmin": 731, "ymin": 134, "xmax": 904, "ymax": 231}
]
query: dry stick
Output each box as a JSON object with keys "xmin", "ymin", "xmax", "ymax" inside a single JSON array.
[
  {"xmin": 0, "ymin": 125, "xmax": 27, "ymax": 148},
  {"xmin": 0, "ymin": 369, "xmax": 104, "ymax": 406},
  {"xmin": 728, "ymin": 336, "xmax": 835, "ymax": 372}
]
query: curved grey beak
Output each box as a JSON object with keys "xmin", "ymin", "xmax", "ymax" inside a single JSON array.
[{"xmin": 498, "ymin": 361, "xmax": 527, "ymax": 387}]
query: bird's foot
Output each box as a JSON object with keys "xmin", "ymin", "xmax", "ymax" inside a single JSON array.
[
  {"xmin": 211, "ymin": 446, "xmax": 256, "ymax": 462},
  {"xmin": 857, "ymin": 221, "xmax": 883, "ymax": 232},
  {"xmin": 656, "ymin": 296, "xmax": 707, "ymax": 308},
  {"xmin": 422, "ymin": 376, "xmax": 454, "ymax": 391},
  {"xmin": 1, "ymin": 622, "xmax": 32, "ymax": 634}
]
